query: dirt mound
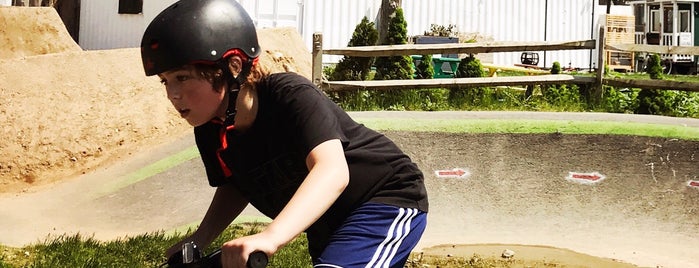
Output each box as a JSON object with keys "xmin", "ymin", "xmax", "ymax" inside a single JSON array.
[
  {"xmin": 0, "ymin": 7, "xmax": 81, "ymax": 59},
  {"xmin": 0, "ymin": 6, "xmax": 311, "ymax": 193}
]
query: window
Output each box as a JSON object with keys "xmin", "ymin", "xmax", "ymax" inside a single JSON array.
[
  {"xmin": 118, "ymin": 0, "xmax": 143, "ymax": 14},
  {"xmin": 598, "ymin": 0, "xmax": 628, "ymax": 5},
  {"xmin": 634, "ymin": 5, "xmax": 645, "ymax": 32},
  {"xmin": 663, "ymin": 7, "xmax": 673, "ymax": 33},
  {"xmin": 650, "ymin": 9, "xmax": 660, "ymax": 33},
  {"xmin": 680, "ymin": 10, "xmax": 690, "ymax": 32}
]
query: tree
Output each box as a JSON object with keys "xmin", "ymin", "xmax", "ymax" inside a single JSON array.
[
  {"xmin": 377, "ymin": 0, "xmax": 401, "ymax": 46},
  {"xmin": 450, "ymin": 54, "xmax": 486, "ymax": 107},
  {"xmin": 330, "ymin": 17, "xmax": 378, "ymax": 81},
  {"xmin": 374, "ymin": 7, "xmax": 413, "ymax": 80},
  {"xmin": 373, "ymin": 7, "xmax": 414, "ymax": 110}
]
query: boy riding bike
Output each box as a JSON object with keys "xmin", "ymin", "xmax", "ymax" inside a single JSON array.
[{"xmin": 140, "ymin": 0, "xmax": 429, "ymax": 267}]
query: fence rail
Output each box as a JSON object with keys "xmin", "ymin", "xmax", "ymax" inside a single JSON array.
[
  {"xmin": 323, "ymin": 75, "xmax": 595, "ymax": 92},
  {"xmin": 321, "ymin": 40, "xmax": 596, "ymax": 57},
  {"xmin": 311, "ymin": 33, "xmax": 595, "ymax": 91},
  {"xmin": 311, "ymin": 27, "xmax": 699, "ymax": 95}
]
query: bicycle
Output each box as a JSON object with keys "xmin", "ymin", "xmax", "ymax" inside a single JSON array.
[{"xmin": 162, "ymin": 242, "xmax": 268, "ymax": 268}]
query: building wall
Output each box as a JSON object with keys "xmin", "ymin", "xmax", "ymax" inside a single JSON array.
[
  {"xmin": 78, "ymin": 0, "xmax": 632, "ymax": 69},
  {"xmin": 79, "ymin": 0, "xmax": 176, "ymax": 50},
  {"xmin": 303, "ymin": 0, "xmax": 631, "ymax": 69}
]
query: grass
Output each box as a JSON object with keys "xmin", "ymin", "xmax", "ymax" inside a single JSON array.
[
  {"xmin": 357, "ymin": 118, "xmax": 699, "ymax": 141},
  {"xmin": 0, "ymin": 223, "xmax": 578, "ymax": 268},
  {"xmin": 0, "ymin": 223, "xmax": 312, "ymax": 268}
]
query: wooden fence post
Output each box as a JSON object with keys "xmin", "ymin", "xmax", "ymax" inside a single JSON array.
[
  {"xmin": 312, "ymin": 32, "xmax": 323, "ymax": 89},
  {"xmin": 592, "ymin": 25, "xmax": 606, "ymax": 105}
]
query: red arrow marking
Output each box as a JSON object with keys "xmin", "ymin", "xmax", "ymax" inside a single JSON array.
[
  {"xmin": 571, "ymin": 173, "xmax": 602, "ymax": 181},
  {"xmin": 435, "ymin": 168, "xmax": 469, "ymax": 178},
  {"xmin": 566, "ymin": 172, "xmax": 605, "ymax": 184},
  {"xmin": 689, "ymin": 181, "xmax": 699, "ymax": 188}
]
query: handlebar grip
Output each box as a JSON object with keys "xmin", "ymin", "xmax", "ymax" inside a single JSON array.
[{"xmin": 246, "ymin": 251, "xmax": 268, "ymax": 268}]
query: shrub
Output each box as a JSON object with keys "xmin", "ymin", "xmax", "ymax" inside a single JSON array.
[
  {"xmin": 601, "ymin": 86, "xmax": 639, "ymax": 114},
  {"xmin": 373, "ymin": 7, "xmax": 414, "ymax": 110},
  {"xmin": 448, "ymin": 55, "xmax": 486, "ymax": 108},
  {"xmin": 551, "ymin": 61, "xmax": 561, "ymax": 74},
  {"xmin": 637, "ymin": 89, "xmax": 674, "ymax": 115},
  {"xmin": 637, "ymin": 89, "xmax": 699, "ymax": 117},
  {"xmin": 330, "ymin": 17, "xmax": 378, "ymax": 81},
  {"xmin": 455, "ymin": 55, "xmax": 484, "ymax": 78},
  {"xmin": 415, "ymin": 55, "xmax": 434, "ymax": 79},
  {"xmin": 645, "ymin": 53, "xmax": 663, "ymax": 80},
  {"xmin": 374, "ymin": 8, "xmax": 413, "ymax": 80},
  {"xmin": 327, "ymin": 17, "xmax": 379, "ymax": 111}
]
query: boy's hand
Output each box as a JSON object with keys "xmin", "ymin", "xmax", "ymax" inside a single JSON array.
[{"xmin": 220, "ymin": 233, "xmax": 275, "ymax": 268}]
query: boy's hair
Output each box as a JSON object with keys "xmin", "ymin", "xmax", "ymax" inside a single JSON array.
[
  {"xmin": 190, "ymin": 58, "xmax": 269, "ymax": 92},
  {"xmin": 188, "ymin": 64, "xmax": 226, "ymax": 91}
]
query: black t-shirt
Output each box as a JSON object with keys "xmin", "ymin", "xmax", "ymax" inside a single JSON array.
[{"xmin": 194, "ymin": 72, "xmax": 428, "ymax": 257}]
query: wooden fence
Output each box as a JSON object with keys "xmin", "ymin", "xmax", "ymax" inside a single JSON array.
[
  {"xmin": 311, "ymin": 33, "xmax": 597, "ymax": 92},
  {"xmin": 311, "ymin": 26, "xmax": 699, "ymax": 95}
]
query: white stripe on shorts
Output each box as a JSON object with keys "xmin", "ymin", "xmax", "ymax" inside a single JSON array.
[{"xmin": 365, "ymin": 207, "xmax": 418, "ymax": 268}]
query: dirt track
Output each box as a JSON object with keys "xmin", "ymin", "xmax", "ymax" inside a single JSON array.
[
  {"xmin": 2, "ymin": 6, "xmax": 699, "ymax": 268},
  {"xmin": 1, "ymin": 111, "xmax": 698, "ymax": 268}
]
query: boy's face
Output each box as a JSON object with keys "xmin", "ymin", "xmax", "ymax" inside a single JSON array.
[{"xmin": 158, "ymin": 68, "xmax": 226, "ymax": 127}]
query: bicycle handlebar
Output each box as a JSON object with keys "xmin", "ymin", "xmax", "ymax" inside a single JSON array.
[{"xmin": 164, "ymin": 248, "xmax": 268, "ymax": 268}]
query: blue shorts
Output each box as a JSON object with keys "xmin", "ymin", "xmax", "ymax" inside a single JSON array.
[{"xmin": 313, "ymin": 202, "xmax": 427, "ymax": 268}]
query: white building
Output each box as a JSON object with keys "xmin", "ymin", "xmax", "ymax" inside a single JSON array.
[{"xmin": 75, "ymin": 0, "xmax": 632, "ymax": 69}]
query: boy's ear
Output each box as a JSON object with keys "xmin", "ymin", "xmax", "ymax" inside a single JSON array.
[{"xmin": 227, "ymin": 56, "xmax": 243, "ymax": 77}]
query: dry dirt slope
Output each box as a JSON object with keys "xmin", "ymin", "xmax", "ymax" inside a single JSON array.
[{"xmin": 0, "ymin": 7, "xmax": 311, "ymax": 193}]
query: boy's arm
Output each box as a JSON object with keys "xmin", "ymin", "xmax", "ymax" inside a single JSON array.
[
  {"xmin": 166, "ymin": 183, "xmax": 249, "ymax": 257},
  {"xmin": 263, "ymin": 138, "xmax": 349, "ymax": 248}
]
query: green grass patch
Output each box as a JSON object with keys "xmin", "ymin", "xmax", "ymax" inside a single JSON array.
[
  {"xmin": 356, "ymin": 118, "xmax": 699, "ymax": 141},
  {"xmin": 96, "ymin": 146, "xmax": 199, "ymax": 197},
  {"xmin": 0, "ymin": 223, "xmax": 311, "ymax": 268}
]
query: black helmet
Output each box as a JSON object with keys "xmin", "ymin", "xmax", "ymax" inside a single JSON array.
[{"xmin": 140, "ymin": 0, "xmax": 261, "ymax": 76}]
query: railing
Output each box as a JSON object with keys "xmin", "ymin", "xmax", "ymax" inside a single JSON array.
[
  {"xmin": 634, "ymin": 32, "xmax": 694, "ymax": 62},
  {"xmin": 311, "ymin": 33, "xmax": 596, "ymax": 92},
  {"xmin": 311, "ymin": 27, "xmax": 699, "ymax": 95},
  {"xmin": 605, "ymin": 26, "xmax": 699, "ymax": 92},
  {"xmin": 634, "ymin": 32, "xmax": 645, "ymax": 45}
]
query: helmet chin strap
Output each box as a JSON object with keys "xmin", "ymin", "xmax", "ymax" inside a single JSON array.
[{"xmin": 220, "ymin": 58, "xmax": 253, "ymax": 127}]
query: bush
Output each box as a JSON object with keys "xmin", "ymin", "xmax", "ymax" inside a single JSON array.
[
  {"xmin": 328, "ymin": 17, "xmax": 379, "ymax": 111},
  {"xmin": 415, "ymin": 55, "xmax": 434, "ymax": 79},
  {"xmin": 601, "ymin": 86, "xmax": 639, "ymax": 114},
  {"xmin": 373, "ymin": 7, "xmax": 414, "ymax": 110},
  {"xmin": 551, "ymin": 61, "xmax": 561, "ymax": 74},
  {"xmin": 330, "ymin": 17, "xmax": 378, "ymax": 81},
  {"xmin": 374, "ymin": 8, "xmax": 413, "ymax": 80},
  {"xmin": 637, "ymin": 89, "xmax": 674, "ymax": 115},
  {"xmin": 637, "ymin": 89, "xmax": 699, "ymax": 117},
  {"xmin": 645, "ymin": 53, "xmax": 663, "ymax": 80},
  {"xmin": 455, "ymin": 55, "xmax": 484, "ymax": 78},
  {"xmin": 448, "ymin": 55, "xmax": 486, "ymax": 108}
]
